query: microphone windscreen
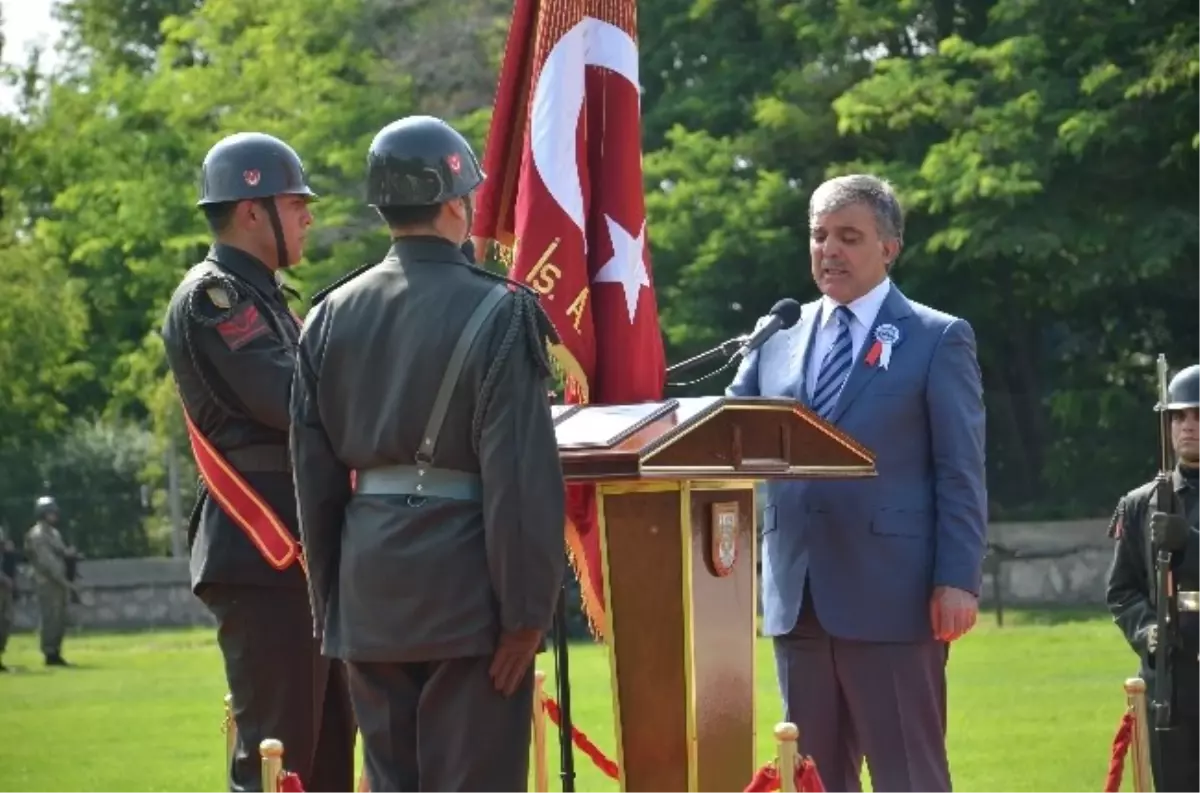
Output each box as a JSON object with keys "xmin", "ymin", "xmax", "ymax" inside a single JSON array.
[{"xmin": 770, "ymin": 298, "xmax": 803, "ymax": 329}]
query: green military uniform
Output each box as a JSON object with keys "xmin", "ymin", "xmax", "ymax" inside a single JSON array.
[
  {"xmin": 290, "ymin": 115, "xmax": 566, "ymax": 791},
  {"xmin": 160, "ymin": 132, "xmax": 356, "ymax": 792},
  {"xmin": 24, "ymin": 497, "xmax": 72, "ymax": 666},
  {"xmin": 0, "ymin": 525, "xmax": 17, "ymax": 672},
  {"xmin": 1106, "ymin": 364, "xmax": 1199, "ymax": 793}
]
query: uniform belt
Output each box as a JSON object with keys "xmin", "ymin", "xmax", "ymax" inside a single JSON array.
[
  {"xmin": 225, "ymin": 444, "xmax": 291, "ymax": 472},
  {"xmin": 1179, "ymin": 591, "xmax": 1199, "ymax": 612},
  {"xmin": 355, "ymin": 464, "xmax": 482, "ymax": 502}
]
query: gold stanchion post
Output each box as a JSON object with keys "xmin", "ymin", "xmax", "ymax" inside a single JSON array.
[
  {"xmin": 774, "ymin": 722, "xmax": 799, "ymax": 793},
  {"xmin": 532, "ymin": 670, "xmax": 549, "ymax": 792},
  {"xmin": 223, "ymin": 694, "xmax": 236, "ymax": 783},
  {"xmin": 260, "ymin": 738, "xmax": 284, "ymax": 793},
  {"xmin": 1124, "ymin": 677, "xmax": 1152, "ymax": 792}
]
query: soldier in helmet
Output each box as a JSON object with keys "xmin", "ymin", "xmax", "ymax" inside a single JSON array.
[
  {"xmin": 160, "ymin": 132, "xmax": 356, "ymax": 792},
  {"xmin": 289, "ymin": 115, "xmax": 566, "ymax": 791},
  {"xmin": 23, "ymin": 496, "xmax": 73, "ymax": 666},
  {"xmin": 1106, "ymin": 362, "xmax": 1198, "ymax": 792},
  {"xmin": 0, "ymin": 523, "xmax": 20, "ymax": 672}
]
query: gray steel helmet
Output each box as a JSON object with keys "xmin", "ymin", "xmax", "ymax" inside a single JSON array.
[
  {"xmin": 366, "ymin": 116, "xmax": 485, "ymax": 208},
  {"xmin": 197, "ymin": 132, "xmax": 318, "ymax": 207},
  {"xmin": 34, "ymin": 496, "xmax": 59, "ymax": 519},
  {"xmin": 1158, "ymin": 364, "xmax": 1200, "ymax": 412}
]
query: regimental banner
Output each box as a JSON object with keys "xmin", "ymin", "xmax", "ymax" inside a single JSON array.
[{"xmin": 474, "ymin": 0, "xmax": 667, "ymax": 640}]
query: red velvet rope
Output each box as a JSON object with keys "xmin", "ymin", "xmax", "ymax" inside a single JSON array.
[
  {"xmin": 741, "ymin": 759, "xmax": 826, "ymax": 793},
  {"xmin": 537, "ymin": 695, "xmax": 829, "ymax": 792},
  {"xmin": 278, "ymin": 771, "xmax": 305, "ymax": 792},
  {"xmin": 1103, "ymin": 711, "xmax": 1135, "ymax": 793},
  {"xmin": 542, "ymin": 697, "xmax": 621, "ymax": 780}
]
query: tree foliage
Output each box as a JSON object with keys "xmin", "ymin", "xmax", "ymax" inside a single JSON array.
[{"xmin": 0, "ymin": 0, "xmax": 1194, "ymax": 549}]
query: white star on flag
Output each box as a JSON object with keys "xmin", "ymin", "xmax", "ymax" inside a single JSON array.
[{"xmin": 594, "ymin": 214, "xmax": 649, "ymax": 323}]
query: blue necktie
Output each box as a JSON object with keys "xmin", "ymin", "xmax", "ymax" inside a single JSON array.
[{"xmin": 811, "ymin": 305, "xmax": 854, "ymax": 419}]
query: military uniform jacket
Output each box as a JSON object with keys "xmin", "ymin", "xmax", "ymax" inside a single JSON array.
[
  {"xmin": 290, "ymin": 236, "xmax": 566, "ymax": 662},
  {"xmin": 1106, "ymin": 466, "xmax": 1199, "ymax": 673},
  {"xmin": 25, "ymin": 522, "xmax": 70, "ymax": 589},
  {"xmin": 161, "ymin": 243, "xmax": 306, "ymax": 592}
]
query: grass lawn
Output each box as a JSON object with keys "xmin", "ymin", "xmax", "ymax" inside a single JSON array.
[{"xmin": 0, "ymin": 608, "xmax": 1140, "ymax": 792}]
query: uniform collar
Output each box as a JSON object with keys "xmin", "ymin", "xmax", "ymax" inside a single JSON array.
[
  {"xmin": 818, "ymin": 276, "xmax": 892, "ymax": 330},
  {"xmin": 207, "ymin": 243, "xmax": 280, "ymax": 298},
  {"xmin": 388, "ymin": 235, "xmax": 470, "ymax": 266},
  {"xmin": 1175, "ymin": 465, "xmax": 1198, "ymax": 494}
]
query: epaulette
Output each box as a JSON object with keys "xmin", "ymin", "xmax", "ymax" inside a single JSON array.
[
  {"xmin": 188, "ymin": 272, "xmax": 244, "ymax": 324},
  {"xmin": 311, "ymin": 261, "xmax": 380, "ymax": 307},
  {"xmin": 1107, "ymin": 498, "xmax": 1126, "ymax": 539}
]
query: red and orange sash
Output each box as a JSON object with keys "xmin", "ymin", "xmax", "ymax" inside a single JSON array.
[{"xmin": 182, "ymin": 408, "xmax": 306, "ymax": 575}]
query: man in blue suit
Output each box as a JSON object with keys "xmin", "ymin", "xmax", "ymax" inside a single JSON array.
[{"xmin": 727, "ymin": 174, "xmax": 988, "ymax": 792}]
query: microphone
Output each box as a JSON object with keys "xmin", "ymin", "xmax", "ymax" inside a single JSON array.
[
  {"xmin": 665, "ymin": 297, "xmax": 803, "ymax": 377},
  {"xmin": 735, "ymin": 298, "xmax": 802, "ymax": 358}
]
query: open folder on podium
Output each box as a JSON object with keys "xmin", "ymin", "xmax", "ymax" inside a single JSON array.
[{"xmin": 550, "ymin": 396, "xmax": 876, "ymax": 793}]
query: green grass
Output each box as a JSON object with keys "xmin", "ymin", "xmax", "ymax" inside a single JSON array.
[{"xmin": 0, "ymin": 609, "xmax": 1140, "ymax": 792}]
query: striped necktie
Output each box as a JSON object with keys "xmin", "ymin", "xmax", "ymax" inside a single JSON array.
[{"xmin": 811, "ymin": 305, "xmax": 854, "ymax": 419}]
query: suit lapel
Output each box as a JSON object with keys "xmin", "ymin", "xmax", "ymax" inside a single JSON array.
[
  {"xmin": 788, "ymin": 302, "xmax": 821, "ymax": 404},
  {"xmin": 828, "ymin": 285, "xmax": 914, "ymax": 423}
]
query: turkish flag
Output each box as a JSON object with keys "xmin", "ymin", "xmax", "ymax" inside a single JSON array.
[{"xmin": 473, "ymin": 0, "xmax": 666, "ymax": 641}]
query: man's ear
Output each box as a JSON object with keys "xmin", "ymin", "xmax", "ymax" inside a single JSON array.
[
  {"xmin": 444, "ymin": 197, "xmax": 467, "ymax": 222},
  {"xmin": 882, "ymin": 237, "xmax": 902, "ymax": 268}
]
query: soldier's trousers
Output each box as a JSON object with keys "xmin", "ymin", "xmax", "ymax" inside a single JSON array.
[
  {"xmin": 201, "ymin": 584, "xmax": 357, "ymax": 793},
  {"xmin": 0, "ymin": 583, "xmax": 13, "ymax": 655},
  {"xmin": 346, "ymin": 654, "xmax": 534, "ymax": 792},
  {"xmin": 1149, "ymin": 659, "xmax": 1198, "ymax": 792},
  {"xmin": 35, "ymin": 582, "xmax": 67, "ymax": 657}
]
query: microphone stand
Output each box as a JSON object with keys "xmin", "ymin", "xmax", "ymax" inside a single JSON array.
[
  {"xmin": 665, "ymin": 335, "xmax": 748, "ymax": 376},
  {"xmin": 553, "ymin": 571, "xmax": 576, "ymax": 792}
]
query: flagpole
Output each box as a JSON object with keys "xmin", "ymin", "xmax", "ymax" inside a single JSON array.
[{"xmin": 552, "ymin": 572, "xmax": 577, "ymax": 792}]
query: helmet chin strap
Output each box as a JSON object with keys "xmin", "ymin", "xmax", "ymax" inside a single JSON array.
[{"xmin": 258, "ymin": 197, "xmax": 289, "ymax": 269}]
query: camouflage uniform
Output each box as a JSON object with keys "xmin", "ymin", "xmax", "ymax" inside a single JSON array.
[
  {"xmin": 24, "ymin": 501, "xmax": 72, "ymax": 666},
  {"xmin": 0, "ymin": 526, "xmax": 17, "ymax": 671}
]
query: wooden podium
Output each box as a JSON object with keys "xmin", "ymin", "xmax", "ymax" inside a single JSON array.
[{"xmin": 551, "ymin": 396, "xmax": 876, "ymax": 792}]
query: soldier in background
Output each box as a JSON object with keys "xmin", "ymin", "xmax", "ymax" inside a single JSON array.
[
  {"xmin": 0, "ymin": 524, "xmax": 18, "ymax": 672},
  {"xmin": 1106, "ymin": 363, "xmax": 1199, "ymax": 792},
  {"xmin": 160, "ymin": 132, "xmax": 356, "ymax": 792},
  {"xmin": 24, "ymin": 496, "xmax": 73, "ymax": 667},
  {"xmin": 290, "ymin": 115, "xmax": 566, "ymax": 791}
]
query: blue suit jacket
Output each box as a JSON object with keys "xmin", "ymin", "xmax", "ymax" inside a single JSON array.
[{"xmin": 726, "ymin": 283, "xmax": 988, "ymax": 643}]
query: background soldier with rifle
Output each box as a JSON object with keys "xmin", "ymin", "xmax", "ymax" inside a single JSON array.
[
  {"xmin": 0, "ymin": 524, "xmax": 19, "ymax": 672},
  {"xmin": 24, "ymin": 495, "xmax": 76, "ymax": 667},
  {"xmin": 1106, "ymin": 358, "xmax": 1199, "ymax": 792}
]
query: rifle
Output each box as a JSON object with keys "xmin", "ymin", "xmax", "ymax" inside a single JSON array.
[
  {"xmin": 1150, "ymin": 354, "xmax": 1182, "ymax": 731},
  {"xmin": 64, "ymin": 550, "xmax": 82, "ymax": 605}
]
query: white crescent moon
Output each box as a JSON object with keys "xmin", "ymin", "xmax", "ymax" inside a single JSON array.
[{"xmin": 529, "ymin": 17, "xmax": 641, "ymax": 247}]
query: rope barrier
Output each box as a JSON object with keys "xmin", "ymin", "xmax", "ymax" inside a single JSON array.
[
  {"xmin": 541, "ymin": 696, "xmax": 620, "ymax": 780},
  {"xmin": 1103, "ymin": 711, "xmax": 1134, "ymax": 793}
]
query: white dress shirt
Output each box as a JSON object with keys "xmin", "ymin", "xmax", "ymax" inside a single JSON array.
[{"xmin": 806, "ymin": 277, "xmax": 892, "ymax": 400}]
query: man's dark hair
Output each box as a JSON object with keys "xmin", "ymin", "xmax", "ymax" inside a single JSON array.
[
  {"xmin": 203, "ymin": 201, "xmax": 239, "ymax": 234},
  {"xmin": 377, "ymin": 203, "xmax": 442, "ymax": 231}
]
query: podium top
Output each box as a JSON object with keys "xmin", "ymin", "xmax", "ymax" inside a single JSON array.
[{"xmin": 551, "ymin": 396, "xmax": 876, "ymax": 483}]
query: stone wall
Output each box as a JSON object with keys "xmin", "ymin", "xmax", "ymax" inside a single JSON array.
[
  {"xmin": 10, "ymin": 557, "xmax": 214, "ymax": 633},
  {"xmin": 8, "ymin": 519, "xmax": 1115, "ymax": 633}
]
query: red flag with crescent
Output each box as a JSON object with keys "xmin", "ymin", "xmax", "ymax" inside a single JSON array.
[{"xmin": 473, "ymin": 0, "xmax": 666, "ymax": 640}]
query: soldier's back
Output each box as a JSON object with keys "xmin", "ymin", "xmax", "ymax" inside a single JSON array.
[{"xmin": 299, "ymin": 235, "xmax": 547, "ymax": 662}]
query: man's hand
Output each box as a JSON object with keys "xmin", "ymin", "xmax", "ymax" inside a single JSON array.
[
  {"xmin": 930, "ymin": 586, "xmax": 978, "ymax": 642},
  {"xmin": 489, "ymin": 628, "xmax": 543, "ymax": 697},
  {"xmin": 1150, "ymin": 512, "xmax": 1190, "ymax": 552},
  {"xmin": 1143, "ymin": 624, "xmax": 1159, "ymax": 655}
]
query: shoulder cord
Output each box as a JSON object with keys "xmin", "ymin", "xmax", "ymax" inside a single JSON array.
[{"xmin": 470, "ymin": 289, "xmax": 554, "ymax": 455}]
